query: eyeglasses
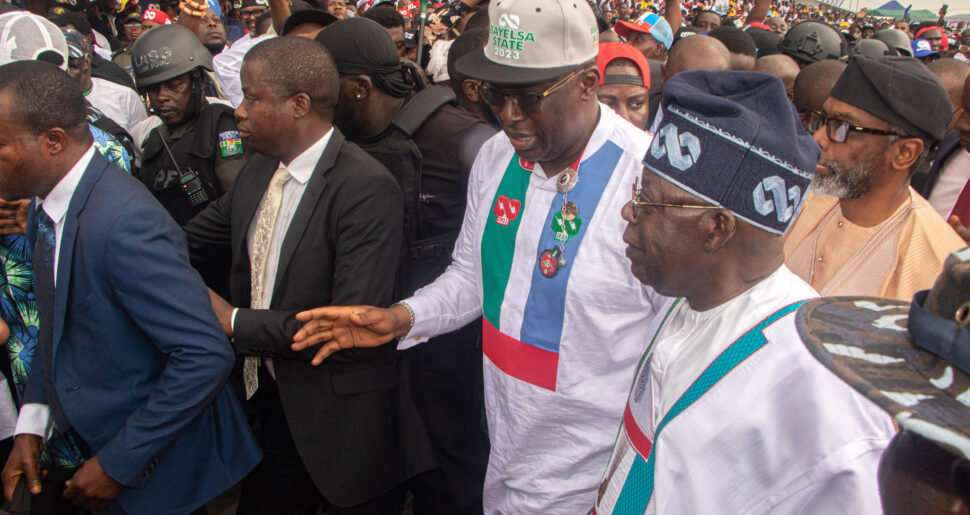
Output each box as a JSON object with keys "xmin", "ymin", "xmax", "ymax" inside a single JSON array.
[
  {"xmin": 478, "ymin": 70, "xmax": 578, "ymax": 115},
  {"xmin": 821, "ymin": 115, "xmax": 907, "ymax": 143},
  {"xmin": 798, "ymin": 109, "xmax": 824, "ymax": 134},
  {"xmin": 240, "ymin": 7, "xmax": 266, "ymax": 17},
  {"xmin": 630, "ymin": 177, "xmax": 720, "ymax": 219}
]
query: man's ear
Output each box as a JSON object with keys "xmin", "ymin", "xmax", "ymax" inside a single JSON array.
[
  {"xmin": 462, "ymin": 79, "xmax": 481, "ymax": 103},
  {"xmin": 579, "ymin": 66, "xmax": 601, "ymax": 99},
  {"xmin": 951, "ymin": 458, "xmax": 970, "ymax": 510},
  {"xmin": 42, "ymin": 128, "xmax": 68, "ymax": 156},
  {"xmin": 289, "ymin": 92, "xmax": 311, "ymax": 118},
  {"xmin": 890, "ymin": 137, "xmax": 925, "ymax": 172},
  {"xmin": 346, "ymin": 74, "xmax": 372, "ymax": 102},
  {"xmin": 702, "ymin": 209, "xmax": 737, "ymax": 253}
]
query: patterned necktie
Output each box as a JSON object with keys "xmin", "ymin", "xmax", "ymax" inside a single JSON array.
[
  {"xmin": 34, "ymin": 208, "xmax": 71, "ymax": 431},
  {"xmin": 244, "ymin": 167, "xmax": 292, "ymax": 399}
]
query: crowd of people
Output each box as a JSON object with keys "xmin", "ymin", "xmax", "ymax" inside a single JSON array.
[{"xmin": 0, "ymin": 0, "xmax": 966, "ymax": 512}]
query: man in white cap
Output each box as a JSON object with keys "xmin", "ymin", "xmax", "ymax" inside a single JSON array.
[{"xmin": 288, "ymin": 0, "xmax": 661, "ymax": 512}]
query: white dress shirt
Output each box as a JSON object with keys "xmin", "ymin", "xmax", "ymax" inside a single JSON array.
[
  {"xmin": 230, "ymin": 128, "xmax": 333, "ymax": 376},
  {"xmin": 15, "ymin": 145, "xmax": 96, "ymax": 439}
]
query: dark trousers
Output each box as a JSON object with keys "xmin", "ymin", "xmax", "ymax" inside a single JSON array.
[
  {"xmin": 403, "ymin": 322, "xmax": 489, "ymax": 515},
  {"xmin": 236, "ymin": 376, "xmax": 404, "ymax": 515}
]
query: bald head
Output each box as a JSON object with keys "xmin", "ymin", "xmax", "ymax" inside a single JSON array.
[
  {"xmin": 792, "ymin": 59, "xmax": 846, "ymax": 113},
  {"xmin": 926, "ymin": 58, "xmax": 970, "ymax": 114},
  {"xmin": 662, "ymin": 35, "xmax": 731, "ymax": 84},
  {"xmin": 755, "ymin": 54, "xmax": 800, "ymax": 97}
]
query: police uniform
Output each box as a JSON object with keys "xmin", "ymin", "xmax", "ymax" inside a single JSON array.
[{"xmin": 138, "ymin": 103, "xmax": 245, "ymax": 226}]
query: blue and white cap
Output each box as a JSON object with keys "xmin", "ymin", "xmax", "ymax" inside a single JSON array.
[{"xmin": 644, "ymin": 70, "xmax": 820, "ymax": 236}]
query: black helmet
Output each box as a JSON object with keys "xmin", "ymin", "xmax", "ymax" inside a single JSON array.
[
  {"xmin": 873, "ymin": 28, "xmax": 913, "ymax": 57},
  {"xmin": 131, "ymin": 24, "xmax": 212, "ymax": 91},
  {"xmin": 779, "ymin": 21, "xmax": 848, "ymax": 64},
  {"xmin": 847, "ymin": 38, "xmax": 891, "ymax": 59}
]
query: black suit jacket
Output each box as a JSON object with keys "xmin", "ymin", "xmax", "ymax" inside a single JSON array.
[
  {"xmin": 184, "ymin": 127, "xmax": 434, "ymax": 506},
  {"xmin": 920, "ymin": 130, "xmax": 964, "ymax": 199}
]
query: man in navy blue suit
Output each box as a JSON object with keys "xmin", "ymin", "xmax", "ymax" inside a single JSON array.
[{"xmin": 0, "ymin": 60, "xmax": 261, "ymax": 514}]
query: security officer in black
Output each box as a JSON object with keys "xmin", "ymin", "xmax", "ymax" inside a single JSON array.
[
  {"xmin": 317, "ymin": 19, "xmax": 495, "ymax": 515},
  {"xmin": 132, "ymin": 24, "xmax": 245, "ymax": 227}
]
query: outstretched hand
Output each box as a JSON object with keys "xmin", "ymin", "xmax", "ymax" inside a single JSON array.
[
  {"xmin": 292, "ymin": 305, "xmax": 411, "ymax": 365},
  {"xmin": 948, "ymin": 215, "xmax": 970, "ymax": 244}
]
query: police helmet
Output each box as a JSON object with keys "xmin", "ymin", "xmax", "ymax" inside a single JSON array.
[
  {"xmin": 847, "ymin": 38, "xmax": 891, "ymax": 59},
  {"xmin": 131, "ymin": 24, "xmax": 212, "ymax": 91},
  {"xmin": 873, "ymin": 28, "xmax": 913, "ymax": 57},
  {"xmin": 779, "ymin": 21, "xmax": 848, "ymax": 64}
]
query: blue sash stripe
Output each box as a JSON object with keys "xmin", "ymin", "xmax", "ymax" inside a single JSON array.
[
  {"xmin": 635, "ymin": 301, "xmax": 807, "ymax": 512},
  {"xmin": 518, "ymin": 142, "xmax": 624, "ymax": 353}
]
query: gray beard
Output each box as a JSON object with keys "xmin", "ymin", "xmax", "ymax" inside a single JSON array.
[{"xmin": 809, "ymin": 160, "xmax": 873, "ymax": 199}]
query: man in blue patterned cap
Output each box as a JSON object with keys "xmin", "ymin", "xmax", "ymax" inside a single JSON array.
[
  {"xmin": 614, "ymin": 12, "xmax": 673, "ymax": 61},
  {"xmin": 594, "ymin": 69, "xmax": 895, "ymax": 514}
]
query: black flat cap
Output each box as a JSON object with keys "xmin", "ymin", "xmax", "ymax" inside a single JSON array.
[{"xmin": 829, "ymin": 55, "xmax": 952, "ymax": 142}]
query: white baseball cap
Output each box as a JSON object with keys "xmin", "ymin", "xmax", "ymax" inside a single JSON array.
[
  {"xmin": 0, "ymin": 11, "xmax": 69, "ymax": 70},
  {"xmin": 454, "ymin": 0, "xmax": 598, "ymax": 85}
]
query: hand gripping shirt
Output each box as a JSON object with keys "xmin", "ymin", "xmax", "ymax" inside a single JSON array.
[
  {"xmin": 595, "ymin": 266, "xmax": 895, "ymax": 514},
  {"xmin": 402, "ymin": 105, "xmax": 661, "ymax": 513}
]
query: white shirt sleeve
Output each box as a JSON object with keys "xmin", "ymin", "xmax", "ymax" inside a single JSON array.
[
  {"xmin": 0, "ymin": 376, "xmax": 18, "ymax": 440},
  {"xmin": 125, "ymin": 88, "xmax": 149, "ymax": 129},
  {"xmin": 14, "ymin": 403, "xmax": 50, "ymax": 439},
  {"xmin": 397, "ymin": 140, "xmax": 496, "ymax": 349}
]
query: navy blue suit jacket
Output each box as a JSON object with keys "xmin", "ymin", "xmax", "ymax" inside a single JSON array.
[
  {"xmin": 23, "ymin": 152, "xmax": 261, "ymax": 514},
  {"xmin": 921, "ymin": 130, "xmax": 963, "ymax": 199}
]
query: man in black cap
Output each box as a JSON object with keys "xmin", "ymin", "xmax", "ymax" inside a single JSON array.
[
  {"xmin": 314, "ymin": 17, "xmax": 493, "ymax": 514},
  {"xmin": 785, "ymin": 56, "xmax": 965, "ymax": 302},
  {"xmin": 796, "ymin": 248, "xmax": 970, "ymax": 514},
  {"xmin": 238, "ymin": 0, "xmax": 268, "ymax": 33},
  {"xmin": 291, "ymin": 1, "xmax": 662, "ymax": 512}
]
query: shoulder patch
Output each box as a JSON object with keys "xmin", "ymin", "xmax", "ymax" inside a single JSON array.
[{"xmin": 218, "ymin": 130, "xmax": 243, "ymax": 157}]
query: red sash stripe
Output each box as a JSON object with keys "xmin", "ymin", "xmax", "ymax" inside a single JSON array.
[{"xmin": 483, "ymin": 317, "xmax": 559, "ymax": 391}]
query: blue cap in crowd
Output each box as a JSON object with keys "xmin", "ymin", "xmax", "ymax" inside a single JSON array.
[{"xmin": 644, "ymin": 70, "xmax": 820, "ymax": 236}]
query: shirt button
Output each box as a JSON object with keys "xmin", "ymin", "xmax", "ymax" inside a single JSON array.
[
  {"xmin": 837, "ymin": 221, "xmax": 843, "ymax": 227},
  {"xmin": 817, "ymin": 256, "xmax": 823, "ymax": 262}
]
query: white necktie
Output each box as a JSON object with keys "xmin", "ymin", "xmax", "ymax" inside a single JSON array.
[{"xmin": 244, "ymin": 167, "xmax": 292, "ymax": 399}]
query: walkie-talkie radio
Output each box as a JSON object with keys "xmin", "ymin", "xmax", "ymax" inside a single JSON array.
[{"xmin": 179, "ymin": 168, "xmax": 210, "ymax": 207}]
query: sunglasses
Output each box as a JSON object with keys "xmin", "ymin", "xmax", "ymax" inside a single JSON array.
[{"xmin": 478, "ymin": 70, "xmax": 578, "ymax": 116}]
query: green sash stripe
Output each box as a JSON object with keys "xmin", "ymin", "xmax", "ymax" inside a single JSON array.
[{"xmin": 480, "ymin": 155, "xmax": 532, "ymax": 329}]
